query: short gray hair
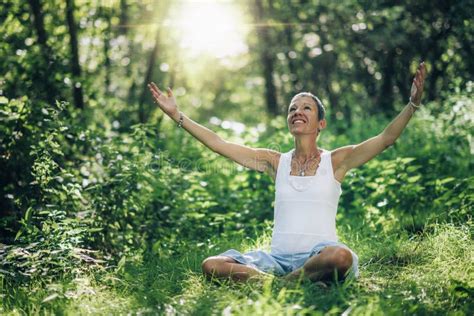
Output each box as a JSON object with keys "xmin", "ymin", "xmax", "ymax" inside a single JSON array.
[{"xmin": 291, "ymin": 92, "xmax": 326, "ymax": 121}]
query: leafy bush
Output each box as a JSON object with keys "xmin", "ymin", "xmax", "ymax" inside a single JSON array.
[{"xmin": 0, "ymin": 98, "xmax": 97, "ymax": 284}]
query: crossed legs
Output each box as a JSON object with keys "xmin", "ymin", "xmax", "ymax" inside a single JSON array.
[
  {"xmin": 202, "ymin": 246, "xmax": 353, "ymax": 283},
  {"xmin": 285, "ymin": 246, "xmax": 353, "ymax": 282}
]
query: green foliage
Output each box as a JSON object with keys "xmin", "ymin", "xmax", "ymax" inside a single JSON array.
[{"xmin": 0, "ymin": 98, "xmax": 99, "ymax": 286}]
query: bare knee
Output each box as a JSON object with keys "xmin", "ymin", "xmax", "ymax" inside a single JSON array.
[
  {"xmin": 201, "ymin": 257, "xmax": 219, "ymax": 275},
  {"xmin": 332, "ymin": 248, "xmax": 353, "ymax": 273},
  {"xmin": 303, "ymin": 247, "xmax": 353, "ymax": 281}
]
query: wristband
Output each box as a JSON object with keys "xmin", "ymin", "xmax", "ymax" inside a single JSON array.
[
  {"xmin": 409, "ymin": 98, "xmax": 421, "ymax": 109},
  {"xmin": 177, "ymin": 112, "xmax": 184, "ymax": 128}
]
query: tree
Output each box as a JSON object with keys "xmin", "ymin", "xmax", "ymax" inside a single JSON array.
[
  {"xmin": 65, "ymin": 0, "xmax": 84, "ymax": 109},
  {"xmin": 253, "ymin": 0, "xmax": 278, "ymax": 116},
  {"xmin": 27, "ymin": 0, "xmax": 60, "ymax": 105},
  {"xmin": 138, "ymin": 26, "xmax": 162, "ymax": 123}
]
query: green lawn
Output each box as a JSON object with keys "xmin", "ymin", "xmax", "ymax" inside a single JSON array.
[{"xmin": 1, "ymin": 222, "xmax": 472, "ymax": 315}]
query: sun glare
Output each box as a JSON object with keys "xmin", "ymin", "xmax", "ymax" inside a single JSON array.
[{"xmin": 171, "ymin": 1, "xmax": 248, "ymax": 59}]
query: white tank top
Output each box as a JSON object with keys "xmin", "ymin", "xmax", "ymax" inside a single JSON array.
[{"xmin": 270, "ymin": 148, "xmax": 342, "ymax": 254}]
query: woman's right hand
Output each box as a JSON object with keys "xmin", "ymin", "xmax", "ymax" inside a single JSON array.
[{"xmin": 148, "ymin": 82, "xmax": 179, "ymax": 120}]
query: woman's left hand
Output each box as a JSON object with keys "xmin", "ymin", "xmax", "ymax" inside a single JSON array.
[{"xmin": 410, "ymin": 62, "xmax": 427, "ymax": 105}]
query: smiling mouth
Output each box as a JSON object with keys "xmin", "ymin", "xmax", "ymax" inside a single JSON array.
[{"xmin": 292, "ymin": 118, "xmax": 306, "ymax": 124}]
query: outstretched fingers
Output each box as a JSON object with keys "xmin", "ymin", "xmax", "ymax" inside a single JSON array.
[
  {"xmin": 411, "ymin": 62, "xmax": 427, "ymax": 104},
  {"xmin": 148, "ymin": 86, "xmax": 160, "ymax": 102},
  {"xmin": 148, "ymin": 82, "xmax": 166, "ymax": 103},
  {"xmin": 147, "ymin": 82, "xmax": 160, "ymax": 95},
  {"xmin": 417, "ymin": 62, "xmax": 426, "ymax": 82},
  {"xmin": 414, "ymin": 72, "xmax": 422, "ymax": 90},
  {"xmin": 418, "ymin": 64, "xmax": 426, "ymax": 88}
]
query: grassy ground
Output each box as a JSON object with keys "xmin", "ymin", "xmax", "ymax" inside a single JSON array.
[{"xmin": 1, "ymin": 222, "xmax": 472, "ymax": 315}]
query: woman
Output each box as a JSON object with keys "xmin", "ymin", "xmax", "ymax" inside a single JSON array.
[{"xmin": 148, "ymin": 62, "xmax": 427, "ymax": 283}]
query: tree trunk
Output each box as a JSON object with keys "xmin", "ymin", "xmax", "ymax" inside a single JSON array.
[
  {"xmin": 119, "ymin": 0, "xmax": 136, "ymax": 103},
  {"xmin": 119, "ymin": 0, "xmax": 128, "ymax": 36},
  {"xmin": 281, "ymin": 2, "xmax": 299, "ymax": 93},
  {"xmin": 138, "ymin": 27, "xmax": 161, "ymax": 123},
  {"xmin": 283, "ymin": 19, "xmax": 299, "ymax": 93},
  {"xmin": 28, "ymin": 0, "xmax": 59, "ymax": 105},
  {"xmin": 65, "ymin": 0, "xmax": 84, "ymax": 109},
  {"xmin": 28, "ymin": 0, "xmax": 48, "ymax": 48},
  {"xmin": 136, "ymin": 2, "xmax": 172, "ymax": 123},
  {"xmin": 254, "ymin": 0, "xmax": 278, "ymax": 116},
  {"xmin": 100, "ymin": 6, "xmax": 112, "ymax": 95},
  {"xmin": 378, "ymin": 50, "xmax": 395, "ymax": 116}
]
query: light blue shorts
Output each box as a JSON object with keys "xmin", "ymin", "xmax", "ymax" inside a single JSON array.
[{"xmin": 219, "ymin": 240, "xmax": 359, "ymax": 279}]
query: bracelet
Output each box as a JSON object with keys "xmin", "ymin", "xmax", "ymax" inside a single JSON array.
[
  {"xmin": 177, "ymin": 111, "xmax": 184, "ymax": 128},
  {"xmin": 408, "ymin": 98, "xmax": 421, "ymax": 109}
]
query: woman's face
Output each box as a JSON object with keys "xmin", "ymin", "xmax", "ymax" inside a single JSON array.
[{"xmin": 287, "ymin": 96, "xmax": 325, "ymax": 136}]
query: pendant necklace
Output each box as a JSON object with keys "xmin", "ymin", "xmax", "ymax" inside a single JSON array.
[{"xmin": 292, "ymin": 149, "xmax": 322, "ymax": 176}]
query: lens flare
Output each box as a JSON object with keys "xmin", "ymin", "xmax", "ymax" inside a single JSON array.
[{"xmin": 171, "ymin": 1, "xmax": 248, "ymax": 58}]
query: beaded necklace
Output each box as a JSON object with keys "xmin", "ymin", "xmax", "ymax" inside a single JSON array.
[{"xmin": 291, "ymin": 149, "xmax": 322, "ymax": 176}]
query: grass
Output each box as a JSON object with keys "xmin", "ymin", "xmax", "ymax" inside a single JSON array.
[{"xmin": 1, "ymin": 222, "xmax": 473, "ymax": 315}]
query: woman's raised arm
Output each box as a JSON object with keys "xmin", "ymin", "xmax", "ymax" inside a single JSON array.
[
  {"xmin": 331, "ymin": 61, "xmax": 427, "ymax": 182},
  {"xmin": 148, "ymin": 82, "xmax": 279, "ymax": 176}
]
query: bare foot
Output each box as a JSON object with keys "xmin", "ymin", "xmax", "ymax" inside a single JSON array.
[{"xmin": 283, "ymin": 268, "xmax": 304, "ymax": 282}]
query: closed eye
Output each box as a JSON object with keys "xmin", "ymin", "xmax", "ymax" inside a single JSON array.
[{"xmin": 289, "ymin": 105, "xmax": 311, "ymax": 112}]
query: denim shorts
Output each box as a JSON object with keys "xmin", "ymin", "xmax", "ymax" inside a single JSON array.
[{"xmin": 219, "ymin": 240, "xmax": 359, "ymax": 279}]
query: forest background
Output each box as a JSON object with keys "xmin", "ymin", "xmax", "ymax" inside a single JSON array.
[{"xmin": 1, "ymin": 0, "xmax": 473, "ymax": 314}]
